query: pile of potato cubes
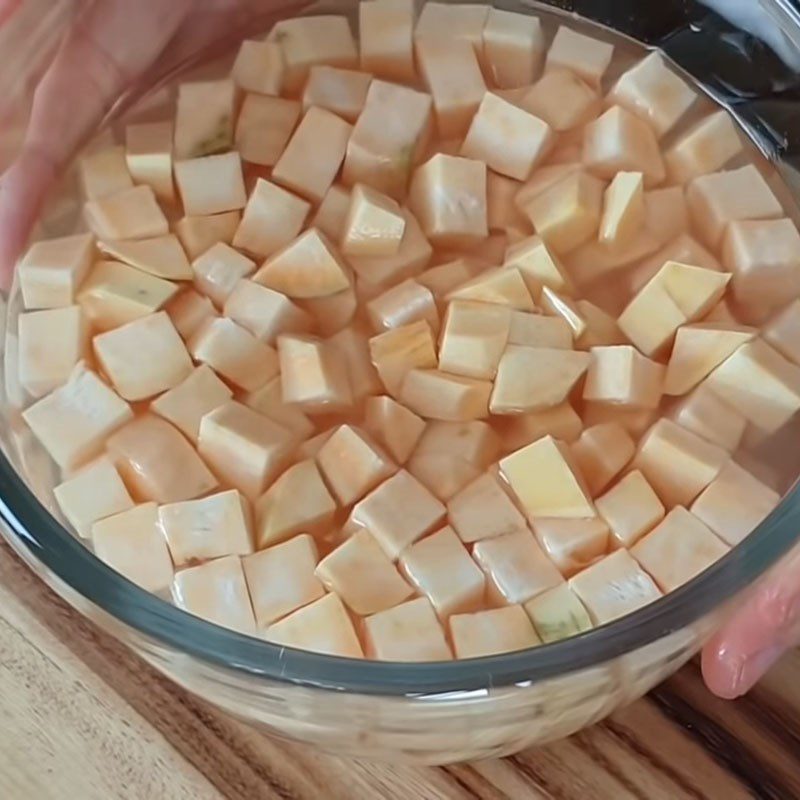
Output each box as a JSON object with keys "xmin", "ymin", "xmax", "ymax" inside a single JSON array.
[{"xmin": 14, "ymin": 1, "xmax": 799, "ymax": 661}]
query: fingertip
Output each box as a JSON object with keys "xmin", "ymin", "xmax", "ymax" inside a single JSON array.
[{"xmin": 701, "ymin": 635, "xmax": 746, "ymax": 699}]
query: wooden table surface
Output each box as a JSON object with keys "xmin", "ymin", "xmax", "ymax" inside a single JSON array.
[{"xmin": 0, "ymin": 539, "xmax": 797, "ymax": 800}]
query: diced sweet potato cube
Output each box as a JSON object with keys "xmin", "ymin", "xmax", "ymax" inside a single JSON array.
[
  {"xmin": 705, "ymin": 338, "xmax": 800, "ymax": 434},
  {"xmin": 503, "ymin": 235, "xmax": 572, "ymax": 298},
  {"xmin": 607, "ymin": 52, "xmax": 696, "ymax": 137},
  {"xmin": 198, "ymin": 400, "xmax": 292, "ymax": 500},
  {"xmin": 232, "ymin": 40, "xmax": 283, "ymax": 95},
  {"xmin": 364, "ymin": 596, "xmax": 451, "ymax": 661},
  {"xmin": 345, "ymin": 469, "xmax": 445, "ymax": 559},
  {"xmin": 174, "ymin": 211, "xmax": 240, "ymax": 260},
  {"xmin": 482, "ymin": 7, "xmax": 544, "ymax": 89},
  {"xmin": 173, "ymin": 79, "xmax": 234, "ymax": 159},
  {"xmin": 583, "ymin": 106, "xmax": 664, "ymax": 187},
  {"xmin": 366, "ymin": 278, "xmax": 438, "ymax": 336},
  {"xmin": 342, "ymin": 183, "xmax": 406, "ymax": 257},
  {"xmin": 499, "ymin": 403, "xmax": 583, "ymax": 451},
  {"xmin": 235, "ymin": 94, "xmax": 300, "ymax": 167},
  {"xmin": 644, "ymin": 186, "xmax": 689, "ymax": 248},
  {"xmin": 486, "ymin": 171, "xmax": 531, "ymax": 234},
  {"xmin": 664, "ymin": 110, "xmax": 743, "ymax": 184},
  {"xmin": 574, "ymin": 300, "xmax": 627, "ymax": 349},
  {"xmin": 447, "ymin": 472, "xmax": 528, "ymax": 544},
  {"xmin": 23, "ymin": 364, "xmax": 132, "ymax": 469},
  {"xmin": 369, "ymin": 319, "xmax": 437, "ymax": 395},
  {"xmin": 174, "ymin": 152, "xmax": 246, "ymax": 217},
  {"xmin": 438, "ymin": 300, "xmax": 509, "ymax": 380},
  {"xmin": 450, "ymin": 605, "xmax": 539, "ymax": 658},
  {"xmin": 278, "ymin": 334, "xmax": 353, "ymax": 412},
  {"xmin": 506, "ymin": 310, "xmax": 571, "ymax": 349},
  {"xmin": 415, "ymin": 2, "xmax": 488, "ymax": 50},
  {"xmin": 665, "ymin": 322, "xmax": 756, "ymax": 396},
  {"xmin": 93, "ymin": 503, "xmax": 173, "ymax": 593},
  {"xmin": 243, "ymin": 534, "xmax": 325, "ymax": 628},
  {"xmin": 691, "ymin": 461, "xmax": 780, "ymax": 546},
  {"xmin": 764, "ymin": 300, "xmax": 800, "ymax": 366},
  {"xmin": 491, "ymin": 345, "xmax": 589, "ymax": 415},
  {"xmin": 18, "ymin": 233, "xmax": 94, "ymax": 310},
  {"xmin": 582, "ymin": 403, "xmax": 656, "ymax": 438},
  {"xmin": 79, "ymin": 145, "xmax": 133, "ymax": 201},
  {"xmin": 571, "ymin": 422, "xmax": 635, "ymax": 496},
  {"xmin": 164, "ymin": 289, "xmax": 216, "ymax": 341},
  {"xmin": 415, "ymin": 38, "xmax": 485, "ymax": 138},
  {"xmin": 416, "ymin": 257, "xmax": 481, "ymax": 300},
  {"xmin": 316, "ymin": 528, "xmax": 412, "ymax": 615},
  {"xmin": 633, "ymin": 418, "xmax": 728, "ymax": 508},
  {"xmin": 521, "ymin": 70, "xmax": 599, "ymax": 137},
  {"xmin": 545, "ymin": 25, "xmax": 613, "ymax": 87},
  {"xmin": 530, "ymin": 516, "xmax": 609, "ymax": 577},
  {"xmin": 327, "ymin": 325, "xmax": 382, "ymax": 399},
  {"xmin": 125, "ymin": 121, "xmax": 174, "ymax": 202},
  {"xmin": 670, "ymin": 382, "xmax": 746, "ymax": 452},
  {"xmin": 583, "ymin": 344, "xmax": 664, "ymax": 409},
  {"xmin": 473, "ymin": 529, "xmax": 564, "ymax": 605},
  {"xmin": 224, "ymin": 280, "xmax": 311, "ymax": 346},
  {"xmin": 569, "ymin": 549, "xmax": 661, "ymax": 624},
  {"xmin": 447, "ymin": 267, "xmax": 535, "ymax": 312},
  {"xmin": 241, "ymin": 376, "xmax": 313, "ymax": 441},
  {"xmin": 192, "ymin": 242, "xmax": 255, "ymax": 309},
  {"xmin": 595, "ymin": 469, "xmax": 665, "ymax": 549},
  {"xmin": 303, "ymin": 65, "xmax": 371, "ymax": 123},
  {"xmin": 524, "ymin": 583, "xmax": 592, "ymax": 642},
  {"xmin": 599, "ymin": 171, "xmax": 644, "ymax": 249},
  {"xmin": 399, "ymin": 368, "xmax": 490, "ymax": 421},
  {"xmin": 363, "ymin": 395, "xmax": 426, "ymax": 464},
  {"xmin": 359, "ymin": 0, "xmax": 415, "ymax": 83},
  {"xmin": 173, "ymin": 555, "xmax": 256, "ymax": 633},
  {"xmin": 107, "ymin": 414, "xmax": 217, "ymax": 502},
  {"xmin": 461, "ymin": 92, "xmax": 553, "ymax": 181},
  {"xmin": 631, "ymin": 506, "xmax": 728, "ymax": 592},
  {"xmin": 311, "ymin": 185, "xmax": 351, "ymax": 242},
  {"xmin": 98, "ymin": 235, "xmax": 191, "ymax": 281},
  {"xmin": 54, "ymin": 456, "xmax": 134, "ymax": 538},
  {"xmin": 85, "ymin": 185, "xmax": 168, "ymax": 240},
  {"xmin": 499, "ymin": 435, "xmax": 594, "ymax": 518},
  {"xmin": 539, "ymin": 287, "xmax": 587, "ymax": 339}
]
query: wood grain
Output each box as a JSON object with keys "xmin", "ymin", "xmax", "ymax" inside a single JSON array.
[{"xmin": 0, "ymin": 538, "xmax": 794, "ymax": 800}]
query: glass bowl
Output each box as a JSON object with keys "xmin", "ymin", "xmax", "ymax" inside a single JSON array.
[{"xmin": 1, "ymin": 0, "xmax": 800, "ymax": 765}]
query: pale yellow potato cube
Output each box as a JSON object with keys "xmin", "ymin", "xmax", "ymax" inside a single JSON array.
[
  {"xmin": 243, "ymin": 534, "xmax": 325, "ymax": 628},
  {"xmin": 447, "ymin": 472, "xmax": 528, "ymax": 544},
  {"xmin": 23, "ymin": 364, "xmax": 132, "ymax": 469},
  {"xmin": 191, "ymin": 242, "xmax": 255, "ymax": 308},
  {"xmin": 173, "ymin": 555, "xmax": 256, "ymax": 634},
  {"xmin": 582, "ymin": 403, "xmax": 656, "ymax": 438},
  {"xmin": 687, "ymin": 164, "xmax": 782, "ymax": 250},
  {"xmin": 583, "ymin": 106, "xmax": 665, "ymax": 187},
  {"xmin": 633, "ymin": 418, "xmax": 728, "ymax": 508},
  {"xmin": 400, "ymin": 368, "xmax": 491, "ymax": 421},
  {"xmin": 232, "ymin": 39, "xmax": 283, "ymax": 95},
  {"xmin": 524, "ymin": 583, "xmax": 593, "ymax": 643},
  {"xmin": 265, "ymin": 592, "xmax": 363, "ymax": 658},
  {"xmin": 359, "ymin": 0, "xmax": 415, "ymax": 83},
  {"xmin": 241, "ymin": 376, "xmax": 314, "ymax": 441},
  {"xmin": 447, "ymin": 267, "xmax": 535, "ymax": 312},
  {"xmin": 151, "ymin": 364, "xmax": 232, "ymax": 444},
  {"xmin": 366, "ymin": 278, "xmax": 438, "ymax": 335},
  {"xmin": 224, "ymin": 280, "xmax": 310, "ymax": 345},
  {"xmin": 164, "ymin": 289, "xmax": 217, "ymax": 341},
  {"xmin": 369, "ymin": 319, "xmax": 438, "ymax": 395},
  {"xmin": 665, "ymin": 322, "xmax": 756, "ymax": 396},
  {"xmin": 272, "ymin": 107, "xmax": 352, "ymax": 204},
  {"xmin": 342, "ymin": 79, "xmax": 433, "ymax": 199},
  {"xmin": 416, "ymin": 38, "xmax": 485, "ymax": 138},
  {"xmin": 499, "ymin": 435, "xmax": 594, "ymax": 518},
  {"xmin": 705, "ymin": 338, "xmax": 800, "ymax": 434},
  {"xmin": 482, "ymin": 7, "xmax": 544, "ymax": 89},
  {"xmin": 545, "ymin": 25, "xmax": 613, "ymax": 87},
  {"xmin": 408, "ymin": 153, "xmax": 487, "ymax": 248},
  {"xmin": 364, "ymin": 596, "xmax": 451, "ymax": 661},
  {"xmin": 190, "ymin": 317, "xmax": 278, "ymax": 392},
  {"xmin": 79, "ymin": 145, "xmax": 133, "ymax": 201},
  {"xmin": 268, "ymin": 16, "xmax": 358, "ymax": 94},
  {"xmin": 85, "ymin": 184, "xmax": 168, "ymax": 241},
  {"xmin": 521, "ymin": 170, "xmax": 605, "ymax": 254},
  {"xmin": 765, "ymin": 300, "xmax": 800, "ymax": 366},
  {"xmin": 506, "ymin": 310, "xmax": 571, "ymax": 349},
  {"xmin": 198, "ymin": 401, "xmax": 292, "ymax": 501},
  {"xmin": 254, "ymin": 459, "xmax": 337, "ymax": 547},
  {"xmin": 631, "ymin": 506, "xmax": 728, "ymax": 593},
  {"xmin": 173, "ymin": 79, "xmax": 234, "ymax": 159},
  {"xmin": 235, "ymin": 94, "xmax": 301, "ymax": 167},
  {"xmin": 595, "ymin": 469, "xmax": 665, "ymax": 549},
  {"xmin": 520, "ymin": 69, "xmax": 598, "ymax": 133},
  {"xmin": 278, "ymin": 334, "xmax": 353, "ymax": 412},
  {"xmin": 500, "ymin": 403, "xmax": 583, "ymax": 451},
  {"xmin": 303, "ymin": 65, "xmax": 371, "ymax": 123},
  {"xmin": 607, "ymin": 52, "xmax": 696, "ymax": 137},
  {"xmin": 18, "ymin": 306, "xmax": 87, "ymax": 398},
  {"xmin": 503, "ymin": 235, "xmax": 572, "ymax": 298},
  {"xmin": 311, "ymin": 185, "xmax": 352, "ymax": 242},
  {"xmin": 599, "ymin": 171, "xmax": 644, "ymax": 248},
  {"xmin": 174, "ymin": 152, "xmax": 247, "ymax": 216},
  {"xmin": 473, "ymin": 529, "xmax": 564, "ymax": 605},
  {"xmin": 571, "ymin": 422, "xmax": 635, "ymax": 496},
  {"xmin": 316, "ymin": 528, "xmax": 412, "ymax": 615},
  {"xmin": 174, "ymin": 211, "xmax": 240, "ymax": 260},
  {"xmin": 438, "ymin": 300, "xmax": 509, "ymax": 380},
  {"xmin": 254, "ymin": 228, "xmax": 351, "ymax": 300},
  {"xmin": 670, "ymin": 382, "xmax": 746, "ymax": 453},
  {"xmin": 98, "ymin": 235, "xmax": 192, "ymax": 281},
  {"xmin": 54, "ymin": 455, "xmax": 134, "ymax": 538},
  {"xmin": 93, "ymin": 311, "xmax": 191, "ymax": 401},
  {"xmin": 328, "ymin": 325, "xmax": 383, "ymax": 399},
  {"xmin": 583, "ymin": 344, "xmax": 665, "ymax": 409},
  {"xmin": 125, "ymin": 121, "xmax": 175, "ymax": 202},
  {"xmin": 363, "ymin": 395, "xmax": 425, "ymax": 464},
  {"xmin": 569, "ymin": 549, "xmax": 661, "ymax": 624},
  {"xmin": 18, "ymin": 232, "xmax": 94, "ymax": 310},
  {"xmin": 342, "ymin": 183, "xmax": 406, "ymax": 257},
  {"xmin": 664, "ymin": 110, "xmax": 743, "ymax": 184},
  {"xmin": 232, "ymin": 179, "xmax": 310, "ymax": 259},
  {"xmin": 491, "ymin": 346, "xmax": 590, "ymax": 414},
  {"xmin": 530, "ymin": 516, "xmax": 609, "ymax": 577},
  {"xmin": 159, "ymin": 489, "xmax": 252, "ymax": 567},
  {"xmin": 574, "ymin": 300, "xmax": 627, "ymax": 350},
  {"xmin": 345, "ymin": 469, "xmax": 446, "ymax": 559},
  {"xmin": 400, "ymin": 526, "xmax": 485, "ymax": 619},
  {"xmin": 93, "ymin": 503, "xmax": 174, "ymax": 593},
  {"xmin": 317, "ymin": 424, "xmax": 396, "ymax": 505},
  {"xmin": 450, "ymin": 606, "xmax": 539, "ymax": 658},
  {"xmin": 691, "ymin": 461, "xmax": 780, "ymax": 547},
  {"xmin": 461, "ymin": 92, "xmax": 553, "ymax": 181},
  {"xmin": 723, "ymin": 218, "xmax": 800, "ymax": 315}
]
